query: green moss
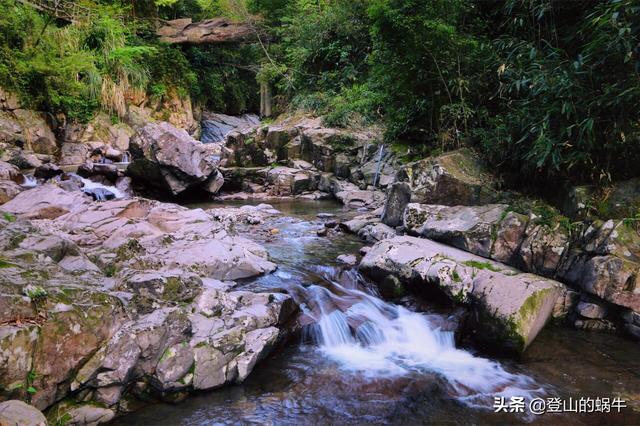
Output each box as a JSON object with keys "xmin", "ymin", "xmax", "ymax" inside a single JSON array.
[
  {"xmin": 103, "ymin": 264, "xmax": 117, "ymax": 277},
  {"xmin": 7, "ymin": 233, "xmax": 26, "ymax": 249},
  {"xmin": 462, "ymin": 260, "xmax": 501, "ymax": 272},
  {"xmin": 163, "ymin": 277, "xmax": 182, "ymax": 301},
  {"xmin": 0, "ymin": 258, "xmax": 17, "ymax": 268},
  {"xmin": 115, "ymin": 239, "xmax": 144, "ymax": 261},
  {"xmin": 451, "ymin": 269, "xmax": 461, "ymax": 282},
  {"xmin": 2, "ymin": 212, "xmax": 16, "ymax": 222}
]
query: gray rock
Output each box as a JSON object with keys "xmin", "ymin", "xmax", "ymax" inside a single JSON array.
[
  {"xmin": 622, "ymin": 309, "xmax": 640, "ymax": 326},
  {"xmin": 1, "ymin": 184, "xmax": 91, "ymax": 219},
  {"xmin": 34, "ymin": 163, "xmax": 62, "ymax": 180},
  {"xmin": 357, "ymin": 222, "xmax": 396, "ymax": 243},
  {"xmin": 577, "ymin": 301, "xmax": 607, "ymax": 319},
  {"xmin": 59, "ymin": 143, "xmax": 90, "ymax": 166},
  {"xmin": 404, "ymin": 203, "xmax": 508, "ymax": 258},
  {"xmin": 63, "ymin": 404, "xmax": 115, "ymax": 426},
  {"xmin": 359, "ymin": 236, "xmax": 563, "ymax": 353},
  {"xmin": 0, "ymin": 180, "xmax": 22, "ymax": 204},
  {"xmin": 128, "ymin": 122, "xmax": 222, "ymax": 195},
  {"xmin": 396, "ymin": 149, "xmax": 498, "ymax": 206},
  {"xmin": 337, "ymin": 254, "xmax": 357, "ymax": 265},
  {"xmin": 0, "ymin": 400, "xmax": 47, "ymax": 426},
  {"xmin": 200, "ymin": 112, "xmax": 259, "ymax": 144},
  {"xmin": 381, "ymin": 182, "xmax": 411, "ymax": 227}
]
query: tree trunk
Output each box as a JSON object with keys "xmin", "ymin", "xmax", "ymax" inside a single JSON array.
[{"xmin": 260, "ymin": 81, "xmax": 272, "ymax": 118}]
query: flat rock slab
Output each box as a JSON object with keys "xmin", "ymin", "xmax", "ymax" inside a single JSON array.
[{"xmin": 359, "ymin": 236, "xmax": 563, "ymax": 354}]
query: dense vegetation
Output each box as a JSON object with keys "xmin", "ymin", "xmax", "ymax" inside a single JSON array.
[{"xmin": 0, "ymin": 0, "xmax": 638, "ymax": 185}]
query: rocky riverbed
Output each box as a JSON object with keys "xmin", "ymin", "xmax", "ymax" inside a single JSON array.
[{"xmin": 1, "ymin": 102, "xmax": 639, "ymax": 425}]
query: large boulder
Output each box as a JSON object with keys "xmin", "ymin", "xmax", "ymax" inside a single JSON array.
[
  {"xmin": 359, "ymin": 236, "xmax": 563, "ymax": 353},
  {"xmin": 201, "ymin": 112, "xmax": 259, "ymax": 143},
  {"xmin": 1, "ymin": 184, "xmax": 91, "ymax": 219},
  {"xmin": 0, "ymin": 401, "xmax": 47, "ymax": 426},
  {"xmin": 265, "ymin": 167, "xmax": 318, "ymax": 196},
  {"xmin": 12, "ymin": 110, "xmax": 57, "ymax": 155},
  {"xmin": 560, "ymin": 220, "xmax": 640, "ymax": 312},
  {"xmin": 404, "ymin": 203, "xmax": 508, "ymax": 258},
  {"xmin": 381, "ymin": 182, "xmax": 411, "ymax": 227},
  {"xmin": 0, "ymin": 111, "xmax": 25, "ymax": 146},
  {"xmin": 59, "ymin": 143, "xmax": 90, "ymax": 166},
  {"xmin": 128, "ymin": 122, "xmax": 223, "ymax": 195},
  {"xmin": 396, "ymin": 149, "xmax": 498, "ymax": 206}
]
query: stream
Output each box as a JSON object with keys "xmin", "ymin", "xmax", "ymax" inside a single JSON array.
[{"xmin": 115, "ymin": 199, "xmax": 640, "ymax": 425}]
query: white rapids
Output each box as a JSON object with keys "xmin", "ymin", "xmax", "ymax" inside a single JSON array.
[{"xmin": 297, "ymin": 275, "xmax": 544, "ymax": 407}]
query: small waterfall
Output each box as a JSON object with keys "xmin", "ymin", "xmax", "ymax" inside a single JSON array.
[
  {"xmin": 120, "ymin": 151, "xmax": 130, "ymax": 164},
  {"xmin": 20, "ymin": 174, "xmax": 37, "ymax": 188},
  {"xmin": 293, "ymin": 269, "xmax": 544, "ymax": 406},
  {"xmin": 69, "ymin": 173, "xmax": 125, "ymax": 200}
]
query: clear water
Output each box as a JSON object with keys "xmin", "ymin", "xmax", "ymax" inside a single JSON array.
[{"xmin": 114, "ymin": 199, "xmax": 640, "ymax": 425}]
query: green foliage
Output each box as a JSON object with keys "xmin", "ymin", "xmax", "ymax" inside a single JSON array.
[
  {"xmin": 253, "ymin": 0, "xmax": 640, "ymax": 185},
  {"xmin": 2, "ymin": 212, "xmax": 16, "ymax": 222},
  {"xmin": 473, "ymin": 0, "xmax": 640, "ymax": 183},
  {"xmin": 25, "ymin": 285, "xmax": 48, "ymax": 301}
]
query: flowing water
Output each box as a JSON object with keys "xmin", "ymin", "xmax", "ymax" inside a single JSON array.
[
  {"xmin": 71, "ymin": 174, "xmax": 126, "ymax": 200},
  {"xmin": 115, "ymin": 199, "xmax": 640, "ymax": 425}
]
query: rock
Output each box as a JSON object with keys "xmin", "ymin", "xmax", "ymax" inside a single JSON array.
[
  {"xmin": 357, "ymin": 222, "xmax": 396, "ymax": 243},
  {"xmin": 34, "ymin": 163, "xmax": 62, "ymax": 180},
  {"xmin": 626, "ymin": 323, "xmax": 640, "ymax": 340},
  {"xmin": 60, "ymin": 143, "xmax": 90, "ymax": 166},
  {"xmin": 517, "ymin": 221, "xmax": 569, "ymax": 277},
  {"xmin": 12, "ymin": 110, "xmax": 56, "ymax": 155},
  {"xmin": 622, "ymin": 309, "xmax": 640, "ymax": 326},
  {"xmin": 266, "ymin": 167, "xmax": 317, "ymax": 196},
  {"xmin": 404, "ymin": 203, "xmax": 508, "ymax": 258},
  {"xmin": 396, "ymin": 149, "xmax": 498, "ymax": 206},
  {"xmin": 317, "ymin": 228, "xmax": 328, "ymax": 237},
  {"xmin": 381, "ymin": 182, "xmax": 411, "ymax": 227},
  {"xmin": 0, "ymin": 87, "xmax": 20, "ymax": 110},
  {"xmin": 0, "ymin": 180, "xmax": 22, "ymax": 204},
  {"xmin": 1, "ymin": 184, "xmax": 91, "ymax": 219},
  {"xmin": 339, "ymin": 211, "xmax": 381, "ymax": 234},
  {"xmin": 563, "ymin": 178, "xmax": 640, "ymax": 219},
  {"xmin": 0, "ymin": 111, "xmax": 24, "ymax": 146},
  {"xmin": 334, "ymin": 183, "xmax": 385, "ymax": 210},
  {"xmin": 491, "ymin": 211, "xmax": 529, "ymax": 264},
  {"xmin": 288, "ymin": 159, "xmax": 314, "ymax": 170},
  {"xmin": 580, "ymin": 255, "xmax": 640, "ymax": 311},
  {"xmin": 0, "ymin": 187, "xmax": 294, "ymax": 417},
  {"xmin": 337, "ymin": 254, "xmax": 357, "ymax": 266},
  {"xmin": 317, "ymin": 213, "xmax": 335, "ymax": 219},
  {"xmin": 200, "ymin": 112, "xmax": 259, "ymax": 143},
  {"xmin": 235, "ymin": 327, "xmax": 280, "ymax": 382},
  {"xmin": 359, "ymin": 236, "xmax": 563, "ymax": 353},
  {"xmin": 577, "ymin": 301, "xmax": 607, "ymax": 319},
  {"xmin": 115, "ymin": 176, "xmax": 133, "ymax": 196},
  {"xmin": 128, "ymin": 122, "xmax": 222, "ymax": 195},
  {"xmin": 204, "ymin": 170, "xmax": 224, "ymax": 194},
  {"xmin": 61, "ymin": 404, "xmax": 115, "ymax": 426},
  {"xmin": 0, "ymin": 160, "xmax": 21, "ymax": 182},
  {"xmin": 104, "ymin": 147, "xmax": 123, "ymax": 161},
  {"xmin": 6, "ymin": 149, "xmax": 42, "ymax": 169},
  {"xmin": 0, "ymin": 400, "xmax": 47, "ymax": 426}
]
